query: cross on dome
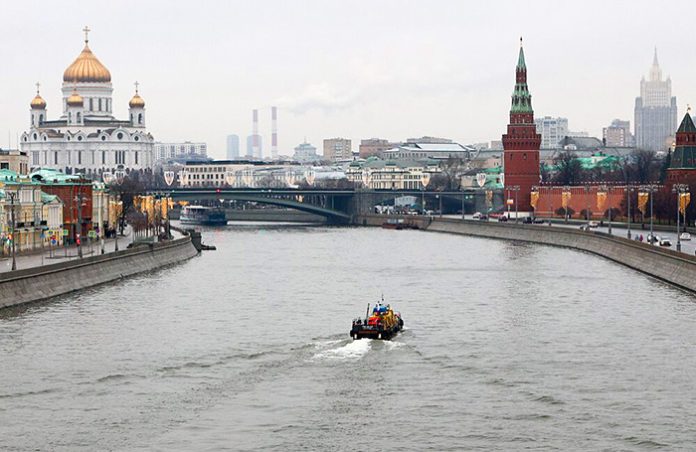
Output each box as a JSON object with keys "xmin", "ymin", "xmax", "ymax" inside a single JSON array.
[
  {"xmin": 134, "ymin": 81, "xmax": 140, "ymax": 93},
  {"xmin": 35, "ymin": 81, "xmax": 40, "ymax": 94},
  {"xmin": 83, "ymin": 26, "xmax": 90, "ymax": 44}
]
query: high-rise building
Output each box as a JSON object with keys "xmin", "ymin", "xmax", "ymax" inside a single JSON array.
[
  {"xmin": 323, "ymin": 138, "xmax": 352, "ymax": 162},
  {"xmin": 154, "ymin": 142, "xmax": 207, "ymax": 162},
  {"xmin": 359, "ymin": 138, "xmax": 398, "ymax": 158},
  {"xmin": 226, "ymin": 134, "xmax": 240, "ymax": 159},
  {"xmin": 602, "ymin": 120, "xmax": 634, "ymax": 147},
  {"xmin": 634, "ymin": 49, "xmax": 677, "ymax": 151},
  {"xmin": 534, "ymin": 116, "xmax": 568, "ymax": 149},
  {"xmin": 293, "ymin": 141, "xmax": 318, "ymax": 162},
  {"xmin": 246, "ymin": 134, "xmax": 263, "ymax": 158},
  {"xmin": 501, "ymin": 38, "xmax": 541, "ymax": 212}
]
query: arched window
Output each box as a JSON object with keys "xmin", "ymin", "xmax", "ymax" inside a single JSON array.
[
  {"xmin": 77, "ymin": 112, "xmax": 81, "ymax": 123},
  {"xmin": 89, "ymin": 98, "xmax": 93, "ymax": 111},
  {"xmin": 39, "ymin": 114, "xmax": 44, "ymax": 124},
  {"xmin": 98, "ymin": 98, "xmax": 102, "ymax": 111},
  {"xmin": 138, "ymin": 113, "xmax": 143, "ymax": 124},
  {"xmin": 68, "ymin": 112, "xmax": 72, "ymax": 122}
]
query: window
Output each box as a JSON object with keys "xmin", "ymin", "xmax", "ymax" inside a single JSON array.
[
  {"xmin": 138, "ymin": 113, "xmax": 143, "ymax": 125},
  {"xmin": 102, "ymin": 151, "xmax": 106, "ymax": 164},
  {"xmin": 98, "ymin": 98, "xmax": 102, "ymax": 111},
  {"xmin": 135, "ymin": 152, "xmax": 138, "ymax": 165},
  {"xmin": 54, "ymin": 152, "xmax": 58, "ymax": 165},
  {"xmin": 117, "ymin": 132, "xmax": 123, "ymax": 140},
  {"xmin": 78, "ymin": 151, "xmax": 82, "ymax": 165},
  {"xmin": 101, "ymin": 136, "xmax": 106, "ymax": 141},
  {"xmin": 89, "ymin": 98, "xmax": 93, "ymax": 110}
]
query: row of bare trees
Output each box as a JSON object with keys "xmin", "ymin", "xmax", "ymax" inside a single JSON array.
[{"xmin": 548, "ymin": 149, "xmax": 664, "ymax": 185}]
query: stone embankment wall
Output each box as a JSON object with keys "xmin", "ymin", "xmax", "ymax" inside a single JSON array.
[
  {"xmin": 357, "ymin": 215, "xmax": 696, "ymax": 293},
  {"xmin": 0, "ymin": 237, "xmax": 199, "ymax": 309}
]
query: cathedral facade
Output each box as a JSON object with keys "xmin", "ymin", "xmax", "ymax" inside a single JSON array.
[{"xmin": 21, "ymin": 28, "xmax": 154, "ymax": 177}]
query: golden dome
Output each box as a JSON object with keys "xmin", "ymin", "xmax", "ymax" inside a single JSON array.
[
  {"xmin": 129, "ymin": 93, "xmax": 145, "ymax": 108},
  {"xmin": 31, "ymin": 94, "xmax": 46, "ymax": 109},
  {"xmin": 67, "ymin": 89, "xmax": 84, "ymax": 107},
  {"xmin": 63, "ymin": 43, "xmax": 111, "ymax": 83}
]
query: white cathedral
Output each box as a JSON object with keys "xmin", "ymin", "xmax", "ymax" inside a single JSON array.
[{"xmin": 21, "ymin": 27, "xmax": 154, "ymax": 176}]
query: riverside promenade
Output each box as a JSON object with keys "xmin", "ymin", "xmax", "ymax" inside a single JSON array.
[{"xmin": 0, "ymin": 228, "xmax": 135, "ymax": 273}]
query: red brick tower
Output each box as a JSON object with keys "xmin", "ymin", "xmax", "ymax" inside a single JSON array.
[{"xmin": 502, "ymin": 38, "xmax": 541, "ymax": 211}]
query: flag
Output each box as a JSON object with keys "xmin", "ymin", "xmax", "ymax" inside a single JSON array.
[
  {"xmin": 679, "ymin": 192, "xmax": 691, "ymax": 214},
  {"xmin": 596, "ymin": 191, "xmax": 607, "ymax": 212},
  {"xmin": 561, "ymin": 190, "xmax": 572, "ymax": 209},
  {"xmin": 637, "ymin": 192, "xmax": 649, "ymax": 215},
  {"xmin": 530, "ymin": 191, "xmax": 539, "ymax": 210}
]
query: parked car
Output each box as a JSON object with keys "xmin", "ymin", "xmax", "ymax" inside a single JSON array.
[
  {"xmin": 533, "ymin": 217, "xmax": 546, "ymax": 224},
  {"xmin": 478, "ymin": 214, "xmax": 489, "ymax": 221},
  {"xmin": 472, "ymin": 212, "xmax": 482, "ymax": 219},
  {"xmin": 579, "ymin": 224, "xmax": 590, "ymax": 231},
  {"xmin": 680, "ymin": 232, "xmax": 691, "ymax": 241},
  {"xmin": 588, "ymin": 221, "xmax": 599, "ymax": 228},
  {"xmin": 498, "ymin": 215, "xmax": 508, "ymax": 222},
  {"xmin": 647, "ymin": 234, "xmax": 660, "ymax": 244},
  {"xmin": 659, "ymin": 238, "xmax": 672, "ymax": 247}
]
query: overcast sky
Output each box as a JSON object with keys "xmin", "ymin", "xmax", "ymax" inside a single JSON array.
[{"xmin": 1, "ymin": 0, "xmax": 694, "ymax": 158}]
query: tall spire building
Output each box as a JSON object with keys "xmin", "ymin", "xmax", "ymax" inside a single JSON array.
[
  {"xmin": 634, "ymin": 48, "xmax": 677, "ymax": 151},
  {"xmin": 501, "ymin": 38, "xmax": 541, "ymax": 212}
]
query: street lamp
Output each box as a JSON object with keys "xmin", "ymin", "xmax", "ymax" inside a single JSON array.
[
  {"xmin": 642, "ymin": 184, "xmax": 658, "ymax": 244},
  {"xmin": 7, "ymin": 191, "xmax": 17, "ymax": 271},
  {"xmin": 672, "ymin": 183, "xmax": 689, "ymax": 252},
  {"xmin": 583, "ymin": 185, "xmax": 590, "ymax": 223},
  {"xmin": 420, "ymin": 171, "xmax": 431, "ymax": 215},
  {"xmin": 624, "ymin": 185, "xmax": 634, "ymax": 239}
]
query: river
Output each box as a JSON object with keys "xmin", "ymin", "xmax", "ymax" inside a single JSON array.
[{"xmin": 1, "ymin": 223, "xmax": 695, "ymax": 451}]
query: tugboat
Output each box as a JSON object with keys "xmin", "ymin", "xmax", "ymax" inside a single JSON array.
[
  {"xmin": 350, "ymin": 299, "xmax": 404, "ymax": 340},
  {"xmin": 180, "ymin": 205, "xmax": 227, "ymax": 226}
]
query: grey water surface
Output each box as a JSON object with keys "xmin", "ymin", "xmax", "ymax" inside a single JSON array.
[{"xmin": 1, "ymin": 224, "xmax": 695, "ymax": 451}]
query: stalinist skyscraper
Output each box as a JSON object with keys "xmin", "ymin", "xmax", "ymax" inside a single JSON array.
[{"xmin": 634, "ymin": 48, "xmax": 677, "ymax": 152}]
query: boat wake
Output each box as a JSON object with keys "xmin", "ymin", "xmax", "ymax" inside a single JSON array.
[{"xmin": 311, "ymin": 339, "xmax": 372, "ymax": 361}]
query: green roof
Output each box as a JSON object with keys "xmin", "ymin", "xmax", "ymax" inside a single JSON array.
[
  {"xmin": 30, "ymin": 168, "xmax": 82, "ymax": 184},
  {"xmin": 677, "ymin": 113, "xmax": 696, "ymax": 133}
]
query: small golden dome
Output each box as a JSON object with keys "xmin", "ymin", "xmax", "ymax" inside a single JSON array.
[
  {"xmin": 129, "ymin": 93, "xmax": 145, "ymax": 108},
  {"xmin": 31, "ymin": 94, "xmax": 46, "ymax": 110},
  {"xmin": 67, "ymin": 89, "xmax": 84, "ymax": 107},
  {"xmin": 63, "ymin": 43, "xmax": 111, "ymax": 83}
]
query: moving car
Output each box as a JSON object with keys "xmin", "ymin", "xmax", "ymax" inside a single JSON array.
[
  {"xmin": 498, "ymin": 215, "xmax": 508, "ymax": 222},
  {"xmin": 588, "ymin": 221, "xmax": 599, "ymax": 228},
  {"xmin": 680, "ymin": 232, "xmax": 691, "ymax": 241},
  {"xmin": 472, "ymin": 212, "xmax": 482, "ymax": 219},
  {"xmin": 647, "ymin": 234, "xmax": 660, "ymax": 244},
  {"xmin": 659, "ymin": 238, "xmax": 672, "ymax": 247}
]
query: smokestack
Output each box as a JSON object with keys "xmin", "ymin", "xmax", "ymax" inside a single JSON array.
[
  {"xmin": 252, "ymin": 109, "xmax": 259, "ymax": 159},
  {"xmin": 271, "ymin": 106, "xmax": 278, "ymax": 160}
]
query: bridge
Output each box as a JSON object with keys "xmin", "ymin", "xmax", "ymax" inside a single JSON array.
[{"xmin": 158, "ymin": 188, "xmax": 504, "ymax": 223}]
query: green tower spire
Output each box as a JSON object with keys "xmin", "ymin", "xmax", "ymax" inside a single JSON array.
[{"xmin": 511, "ymin": 36, "xmax": 533, "ymax": 114}]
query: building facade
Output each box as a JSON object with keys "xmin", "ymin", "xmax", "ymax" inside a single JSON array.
[
  {"xmin": 602, "ymin": 119, "xmax": 634, "ymax": 147},
  {"xmin": 0, "ymin": 149, "xmax": 29, "ymax": 175},
  {"xmin": 293, "ymin": 141, "xmax": 318, "ymax": 162},
  {"xmin": 226, "ymin": 135, "xmax": 240, "ymax": 159},
  {"xmin": 634, "ymin": 49, "xmax": 678, "ymax": 151},
  {"xmin": 534, "ymin": 116, "xmax": 568, "ymax": 149},
  {"xmin": 154, "ymin": 142, "xmax": 207, "ymax": 163},
  {"xmin": 381, "ymin": 142, "xmax": 475, "ymax": 161},
  {"xmin": 323, "ymin": 138, "xmax": 352, "ymax": 162},
  {"xmin": 21, "ymin": 29, "xmax": 154, "ymax": 177},
  {"xmin": 359, "ymin": 138, "xmax": 398, "ymax": 158},
  {"xmin": 501, "ymin": 39, "xmax": 541, "ymax": 212}
]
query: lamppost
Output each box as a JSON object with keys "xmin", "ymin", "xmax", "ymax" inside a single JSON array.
[
  {"xmin": 643, "ymin": 184, "xmax": 658, "ymax": 244},
  {"xmin": 598, "ymin": 185, "xmax": 611, "ymax": 234},
  {"xmin": 74, "ymin": 191, "xmax": 85, "ymax": 259},
  {"xmin": 673, "ymin": 183, "xmax": 689, "ymax": 252},
  {"xmin": 584, "ymin": 185, "xmax": 590, "ymax": 223},
  {"xmin": 624, "ymin": 185, "xmax": 634, "ymax": 239},
  {"xmin": 562, "ymin": 185, "xmax": 571, "ymax": 223},
  {"xmin": 8, "ymin": 191, "xmax": 17, "ymax": 271},
  {"xmin": 420, "ymin": 172, "xmax": 430, "ymax": 215},
  {"xmin": 508, "ymin": 185, "xmax": 520, "ymax": 223}
]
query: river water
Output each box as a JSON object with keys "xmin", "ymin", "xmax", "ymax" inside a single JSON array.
[{"xmin": 1, "ymin": 223, "xmax": 695, "ymax": 451}]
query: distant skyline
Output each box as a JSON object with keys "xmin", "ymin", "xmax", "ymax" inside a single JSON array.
[{"xmin": 1, "ymin": 0, "xmax": 695, "ymax": 159}]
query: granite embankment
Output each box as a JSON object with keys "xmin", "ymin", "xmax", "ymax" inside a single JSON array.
[
  {"xmin": 358, "ymin": 215, "xmax": 696, "ymax": 293},
  {"xmin": 0, "ymin": 236, "xmax": 199, "ymax": 309}
]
